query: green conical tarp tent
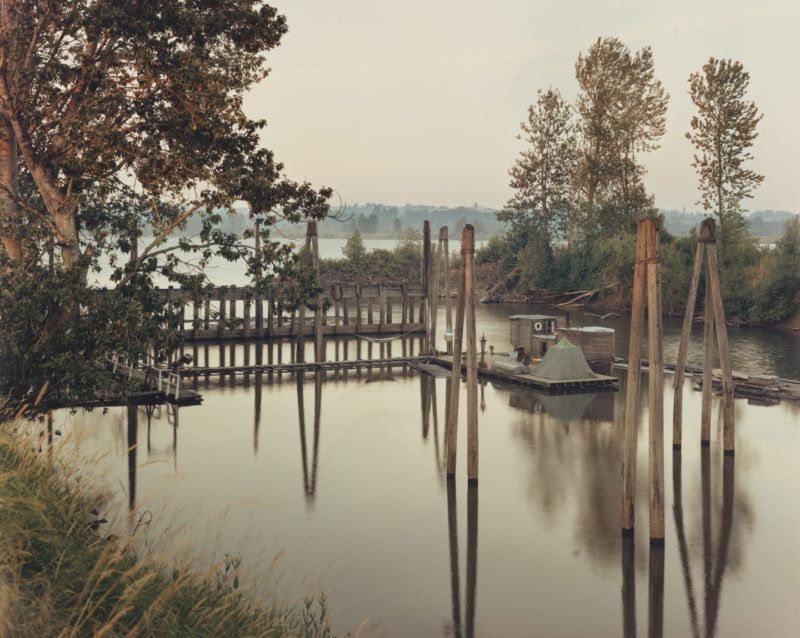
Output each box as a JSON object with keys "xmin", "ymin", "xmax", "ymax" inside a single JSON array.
[{"xmin": 531, "ymin": 337, "xmax": 597, "ymax": 380}]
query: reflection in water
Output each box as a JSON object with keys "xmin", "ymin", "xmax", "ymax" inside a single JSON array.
[
  {"xmin": 673, "ymin": 450, "xmax": 737, "ymax": 638},
  {"xmin": 648, "ymin": 542, "xmax": 665, "ymax": 638},
  {"xmin": 446, "ymin": 481, "xmax": 478, "ymax": 638},
  {"xmin": 622, "ymin": 535, "xmax": 637, "ymax": 638},
  {"xmin": 297, "ymin": 372, "xmax": 323, "ymax": 506},
  {"xmin": 127, "ymin": 404, "xmax": 137, "ymax": 512}
]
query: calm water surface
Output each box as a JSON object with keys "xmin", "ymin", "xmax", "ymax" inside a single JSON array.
[{"xmin": 52, "ymin": 304, "xmax": 800, "ymax": 636}]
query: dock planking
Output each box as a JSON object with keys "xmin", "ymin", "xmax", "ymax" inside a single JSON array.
[{"xmin": 431, "ymin": 353, "xmax": 619, "ymax": 393}]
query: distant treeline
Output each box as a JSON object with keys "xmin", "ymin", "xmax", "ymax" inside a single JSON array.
[{"xmin": 161, "ymin": 205, "xmax": 797, "ymax": 242}]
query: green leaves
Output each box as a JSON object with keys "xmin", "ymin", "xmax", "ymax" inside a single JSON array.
[{"xmin": 687, "ymin": 58, "xmax": 764, "ymax": 231}]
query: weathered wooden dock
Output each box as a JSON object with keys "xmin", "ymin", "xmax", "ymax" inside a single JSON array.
[
  {"xmin": 104, "ymin": 358, "xmax": 203, "ymax": 406},
  {"xmin": 158, "ymin": 283, "xmax": 427, "ymax": 341},
  {"xmin": 430, "ymin": 353, "xmax": 619, "ymax": 393}
]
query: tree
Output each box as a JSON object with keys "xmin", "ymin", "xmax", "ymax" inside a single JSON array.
[
  {"xmin": 342, "ymin": 229, "xmax": 366, "ymax": 266},
  {"xmin": 687, "ymin": 58, "xmax": 764, "ymax": 234},
  {"xmin": 498, "ymin": 88, "xmax": 576, "ymax": 242},
  {"xmin": 0, "ymin": 1, "xmax": 331, "ymax": 407},
  {"xmin": 574, "ymin": 37, "xmax": 668, "ymax": 231}
]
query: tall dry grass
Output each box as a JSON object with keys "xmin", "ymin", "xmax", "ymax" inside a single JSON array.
[{"xmin": 0, "ymin": 430, "xmax": 338, "ymax": 638}]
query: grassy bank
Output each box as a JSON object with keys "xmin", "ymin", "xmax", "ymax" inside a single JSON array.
[{"xmin": 0, "ymin": 433, "xmax": 336, "ymax": 638}]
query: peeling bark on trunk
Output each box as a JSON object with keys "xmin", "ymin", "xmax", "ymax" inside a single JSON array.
[{"xmin": 0, "ymin": 116, "xmax": 22, "ymax": 260}]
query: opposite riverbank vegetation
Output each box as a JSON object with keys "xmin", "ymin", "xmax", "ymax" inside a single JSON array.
[
  {"xmin": 0, "ymin": 431, "xmax": 342, "ymax": 638},
  {"xmin": 320, "ymin": 214, "xmax": 800, "ymax": 331}
]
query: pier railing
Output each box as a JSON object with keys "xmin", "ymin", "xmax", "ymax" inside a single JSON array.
[{"xmin": 159, "ymin": 282, "xmax": 427, "ymax": 341}]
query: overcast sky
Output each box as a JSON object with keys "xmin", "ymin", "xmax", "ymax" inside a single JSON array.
[{"xmin": 245, "ymin": 0, "xmax": 799, "ymax": 213}]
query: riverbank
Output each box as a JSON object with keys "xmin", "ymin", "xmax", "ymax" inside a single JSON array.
[{"xmin": 0, "ymin": 433, "xmax": 335, "ymax": 637}]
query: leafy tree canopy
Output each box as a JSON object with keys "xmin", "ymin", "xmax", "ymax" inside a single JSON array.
[{"xmin": 0, "ymin": 1, "xmax": 331, "ymax": 409}]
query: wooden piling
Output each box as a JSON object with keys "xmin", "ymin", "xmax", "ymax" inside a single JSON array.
[
  {"xmin": 429, "ymin": 228, "xmax": 443, "ymax": 354},
  {"xmin": 646, "ymin": 218, "xmax": 665, "ymax": 542},
  {"xmin": 621, "ymin": 220, "xmax": 648, "ymax": 534},
  {"xmin": 243, "ymin": 294, "xmax": 251, "ymax": 339},
  {"xmin": 192, "ymin": 292, "xmax": 199, "ymax": 341},
  {"xmin": 446, "ymin": 228, "xmax": 468, "ymax": 478},
  {"xmin": 463, "ymin": 226, "xmax": 479, "ymax": 485},
  {"xmin": 443, "ymin": 227, "xmax": 453, "ymax": 355},
  {"xmin": 701, "ymin": 279, "xmax": 714, "ymax": 444},
  {"xmin": 705, "ymin": 243, "xmax": 735, "ymax": 453},
  {"xmin": 672, "ymin": 241, "xmax": 704, "ymax": 448},
  {"xmin": 422, "ymin": 220, "xmax": 431, "ymax": 349},
  {"xmin": 217, "ymin": 290, "xmax": 226, "ymax": 340},
  {"xmin": 311, "ymin": 223, "xmax": 323, "ymax": 362}
]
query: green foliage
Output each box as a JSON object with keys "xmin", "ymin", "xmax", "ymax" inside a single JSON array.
[
  {"xmin": 0, "ymin": 1, "xmax": 332, "ymax": 406},
  {"xmin": 500, "ymin": 88, "xmax": 576, "ymax": 241},
  {"xmin": 342, "ymin": 230, "xmax": 367, "ymax": 266},
  {"xmin": 749, "ymin": 217, "xmax": 800, "ymax": 323},
  {"xmin": 321, "ymin": 239, "xmax": 421, "ymax": 282},
  {"xmin": 687, "ymin": 58, "xmax": 764, "ymax": 232}
]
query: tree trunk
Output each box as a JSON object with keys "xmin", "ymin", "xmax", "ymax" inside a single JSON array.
[{"xmin": 0, "ymin": 117, "xmax": 22, "ymax": 260}]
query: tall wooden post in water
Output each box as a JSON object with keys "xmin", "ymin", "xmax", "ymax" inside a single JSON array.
[
  {"xmin": 446, "ymin": 225, "xmax": 478, "ymax": 484},
  {"xmin": 621, "ymin": 217, "xmax": 665, "ymax": 542},
  {"xmin": 446, "ymin": 228, "xmax": 468, "ymax": 478},
  {"xmin": 672, "ymin": 218, "xmax": 734, "ymax": 453},
  {"xmin": 422, "ymin": 221, "xmax": 432, "ymax": 353},
  {"xmin": 464, "ymin": 226, "xmax": 478, "ymax": 485}
]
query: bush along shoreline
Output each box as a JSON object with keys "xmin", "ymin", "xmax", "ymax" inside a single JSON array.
[{"xmin": 0, "ymin": 433, "xmax": 338, "ymax": 638}]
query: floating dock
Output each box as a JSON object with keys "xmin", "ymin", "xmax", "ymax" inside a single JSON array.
[{"xmin": 429, "ymin": 354, "xmax": 619, "ymax": 393}]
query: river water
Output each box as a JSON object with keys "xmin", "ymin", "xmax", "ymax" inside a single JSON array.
[{"xmin": 50, "ymin": 296, "xmax": 800, "ymax": 637}]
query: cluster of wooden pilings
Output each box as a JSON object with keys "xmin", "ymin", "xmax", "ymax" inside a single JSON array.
[
  {"xmin": 622, "ymin": 217, "xmax": 734, "ymax": 544},
  {"xmin": 157, "ymin": 222, "xmax": 427, "ymax": 353},
  {"xmin": 441, "ymin": 224, "xmax": 480, "ymax": 485}
]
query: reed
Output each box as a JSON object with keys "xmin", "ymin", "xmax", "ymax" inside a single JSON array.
[{"xmin": 0, "ymin": 430, "xmax": 339, "ymax": 638}]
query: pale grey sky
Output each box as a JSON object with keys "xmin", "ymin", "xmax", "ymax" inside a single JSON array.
[{"xmin": 246, "ymin": 0, "xmax": 799, "ymax": 213}]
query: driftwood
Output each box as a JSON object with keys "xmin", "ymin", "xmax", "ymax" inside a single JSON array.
[{"xmin": 479, "ymin": 267, "xmax": 520, "ymax": 303}]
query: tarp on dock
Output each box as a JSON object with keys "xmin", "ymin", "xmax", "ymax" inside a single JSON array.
[{"xmin": 531, "ymin": 338, "xmax": 596, "ymax": 381}]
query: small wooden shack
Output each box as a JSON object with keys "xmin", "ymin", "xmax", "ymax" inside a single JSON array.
[{"xmin": 508, "ymin": 314, "xmax": 614, "ymax": 375}]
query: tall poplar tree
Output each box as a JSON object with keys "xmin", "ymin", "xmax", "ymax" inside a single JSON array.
[
  {"xmin": 574, "ymin": 37, "xmax": 668, "ymax": 232},
  {"xmin": 687, "ymin": 58, "xmax": 764, "ymax": 233},
  {"xmin": 499, "ymin": 88, "xmax": 576, "ymax": 242}
]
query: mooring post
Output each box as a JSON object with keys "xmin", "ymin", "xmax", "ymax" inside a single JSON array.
[
  {"xmin": 243, "ymin": 292, "xmax": 251, "ymax": 339},
  {"xmin": 446, "ymin": 227, "xmax": 468, "ymax": 478},
  {"xmin": 621, "ymin": 220, "xmax": 648, "ymax": 534},
  {"xmin": 192, "ymin": 291, "xmax": 199, "ymax": 341},
  {"xmin": 672, "ymin": 238, "xmax": 705, "ymax": 448},
  {"xmin": 297, "ymin": 222, "xmax": 313, "ymax": 363},
  {"xmin": 443, "ymin": 226, "xmax": 453, "ymax": 355},
  {"xmin": 218, "ymin": 289, "xmax": 226, "ymax": 340},
  {"xmin": 355, "ymin": 284, "xmax": 363, "ymax": 333},
  {"xmin": 646, "ymin": 218, "xmax": 665, "ymax": 542},
  {"xmin": 705, "ymin": 235, "xmax": 735, "ymax": 453},
  {"xmin": 310, "ymin": 222, "xmax": 324, "ymax": 363},
  {"xmin": 464, "ymin": 225, "xmax": 479, "ymax": 485},
  {"xmin": 379, "ymin": 284, "xmax": 386, "ymax": 333},
  {"xmin": 429, "ymin": 229, "xmax": 443, "ymax": 354},
  {"xmin": 701, "ymin": 276, "xmax": 714, "ymax": 444},
  {"xmin": 422, "ymin": 220, "xmax": 431, "ymax": 350}
]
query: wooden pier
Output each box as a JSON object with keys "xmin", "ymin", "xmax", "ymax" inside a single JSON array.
[{"xmin": 158, "ymin": 283, "xmax": 427, "ymax": 341}]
